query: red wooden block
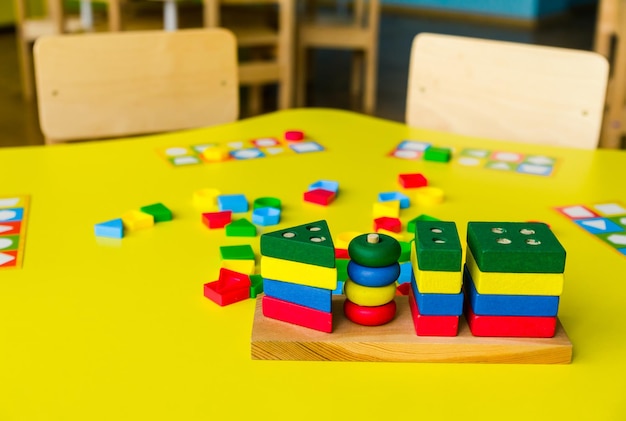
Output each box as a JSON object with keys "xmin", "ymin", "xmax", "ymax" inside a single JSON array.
[
  {"xmin": 202, "ymin": 210, "xmax": 232, "ymax": 229},
  {"xmin": 262, "ymin": 295, "xmax": 333, "ymax": 332},
  {"xmin": 398, "ymin": 173, "xmax": 428, "ymax": 188},
  {"xmin": 343, "ymin": 299, "xmax": 396, "ymax": 326},
  {"xmin": 303, "ymin": 188, "xmax": 336, "ymax": 206},
  {"xmin": 284, "ymin": 130, "xmax": 305, "ymax": 141},
  {"xmin": 408, "ymin": 286, "xmax": 459, "ymax": 336},
  {"xmin": 335, "ymin": 248, "xmax": 350, "ymax": 259},
  {"xmin": 203, "ymin": 268, "xmax": 251, "ymax": 306},
  {"xmin": 465, "ymin": 304, "xmax": 557, "ymax": 338},
  {"xmin": 374, "ymin": 216, "xmax": 402, "ymax": 233},
  {"xmin": 396, "ymin": 282, "xmax": 411, "ymax": 296}
]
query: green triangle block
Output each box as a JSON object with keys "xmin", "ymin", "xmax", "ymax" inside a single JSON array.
[
  {"xmin": 260, "ymin": 220, "xmax": 335, "ymax": 268},
  {"xmin": 140, "ymin": 203, "xmax": 173, "ymax": 223},
  {"xmin": 226, "ymin": 218, "xmax": 257, "ymax": 237}
]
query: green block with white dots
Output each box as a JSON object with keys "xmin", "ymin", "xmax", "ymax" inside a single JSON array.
[
  {"xmin": 414, "ymin": 220, "xmax": 462, "ymax": 272},
  {"xmin": 260, "ymin": 220, "xmax": 335, "ymax": 268},
  {"xmin": 467, "ymin": 222, "xmax": 566, "ymax": 274}
]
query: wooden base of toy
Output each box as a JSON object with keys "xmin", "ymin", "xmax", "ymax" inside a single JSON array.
[{"xmin": 251, "ymin": 295, "xmax": 573, "ymax": 364}]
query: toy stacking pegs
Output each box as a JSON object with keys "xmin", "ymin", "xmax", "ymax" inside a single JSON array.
[{"xmin": 344, "ymin": 233, "xmax": 402, "ymax": 326}]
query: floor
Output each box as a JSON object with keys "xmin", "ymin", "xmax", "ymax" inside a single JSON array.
[{"xmin": 0, "ymin": 4, "xmax": 598, "ymax": 148}]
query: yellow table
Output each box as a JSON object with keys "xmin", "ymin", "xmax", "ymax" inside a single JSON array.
[{"xmin": 1, "ymin": 108, "xmax": 625, "ymax": 419}]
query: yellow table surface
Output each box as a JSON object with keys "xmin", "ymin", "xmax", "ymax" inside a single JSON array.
[{"xmin": 1, "ymin": 108, "xmax": 626, "ymax": 420}]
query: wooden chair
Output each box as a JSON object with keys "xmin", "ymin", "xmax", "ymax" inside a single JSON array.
[
  {"xmin": 406, "ymin": 33, "xmax": 609, "ymax": 150},
  {"xmin": 203, "ymin": 0, "xmax": 295, "ymax": 116},
  {"xmin": 13, "ymin": 0, "xmax": 123, "ymax": 101},
  {"xmin": 594, "ymin": 0, "xmax": 626, "ymax": 149},
  {"xmin": 33, "ymin": 28, "xmax": 239, "ymax": 144},
  {"xmin": 295, "ymin": 0, "xmax": 380, "ymax": 115}
]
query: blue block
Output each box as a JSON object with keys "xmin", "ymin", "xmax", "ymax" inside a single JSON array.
[
  {"xmin": 263, "ymin": 278, "xmax": 332, "ymax": 312},
  {"xmin": 397, "ymin": 261, "xmax": 412, "ymax": 284},
  {"xmin": 218, "ymin": 194, "xmax": 248, "ymax": 213},
  {"xmin": 94, "ymin": 218, "xmax": 124, "ymax": 239},
  {"xmin": 252, "ymin": 207, "xmax": 280, "ymax": 226},
  {"xmin": 309, "ymin": 180, "xmax": 339, "ymax": 194},
  {"xmin": 411, "ymin": 273, "xmax": 463, "ymax": 316},
  {"xmin": 463, "ymin": 266, "xmax": 560, "ymax": 317},
  {"xmin": 378, "ymin": 192, "xmax": 410, "ymax": 209}
]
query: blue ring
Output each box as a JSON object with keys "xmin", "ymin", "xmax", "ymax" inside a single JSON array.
[{"xmin": 347, "ymin": 261, "xmax": 400, "ymax": 287}]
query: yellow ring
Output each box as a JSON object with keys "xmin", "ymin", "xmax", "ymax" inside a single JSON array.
[{"xmin": 344, "ymin": 279, "xmax": 397, "ymax": 307}]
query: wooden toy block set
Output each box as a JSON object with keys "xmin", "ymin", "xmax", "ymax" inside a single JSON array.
[{"xmin": 251, "ymin": 219, "xmax": 573, "ymax": 364}]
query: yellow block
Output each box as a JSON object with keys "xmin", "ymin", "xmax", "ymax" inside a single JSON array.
[
  {"xmin": 202, "ymin": 146, "xmax": 230, "ymax": 162},
  {"xmin": 221, "ymin": 259, "xmax": 256, "ymax": 275},
  {"xmin": 373, "ymin": 200, "xmax": 400, "ymax": 218},
  {"xmin": 411, "ymin": 242, "xmax": 462, "ymax": 293},
  {"xmin": 260, "ymin": 256, "xmax": 337, "ymax": 290},
  {"xmin": 414, "ymin": 187, "xmax": 445, "ymax": 206},
  {"xmin": 335, "ymin": 231, "xmax": 362, "ymax": 249},
  {"xmin": 193, "ymin": 188, "xmax": 221, "ymax": 209},
  {"xmin": 465, "ymin": 249, "xmax": 564, "ymax": 296},
  {"xmin": 121, "ymin": 210, "xmax": 154, "ymax": 231},
  {"xmin": 344, "ymin": 279, "xmax": 396, "ymax": 307}
]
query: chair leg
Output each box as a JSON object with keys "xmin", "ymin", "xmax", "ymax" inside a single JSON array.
[
  {"xmin": 247, "ymin": 84, "xmax": 263, "ymax": 116},
  {"xmin": 350, "ymin": 51, "xmax": 363, "ymax": 110},
  {"xmin": 17, "ymin": 39, "xmax": 34, "ymax": 101},
  {"xmin": 363, "ymin": 46, "xmax": 378, "ymax": 115},
  {"xmin": 296, "ymin": 45, "xmax": 308, "ymax": 107}
]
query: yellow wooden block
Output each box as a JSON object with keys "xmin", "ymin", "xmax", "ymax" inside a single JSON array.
[
  {"xmin": 193, "ymin": 188, "xmax": 221, "ymax": 209},
  {"xmin": 202, "ymin": 146, "xmax": 230, "ymax": 162},
  {"xmin": 466, "ymin": 249, "xmax": 564, "ymax": 296},
  {"xmin": 414, "ymin": 186, "xmax": 445, "ymax": 206},
  {"xmin": 121, "ymin": 210, "xmax": 154, "ymax": 231},
  {"xmin": 344, "ymin": 279, "xmax": 397, "ymax": 307},
  {"xmin": 260, "ymin": 256, "xmax": 337, "ymax": 290},
  {"xmin": 411, "ymin": 242, "xmax": 462, "ymax": 293},
  {"xmin": 335, "ymin": 231, "xmax": 362, "ymax": 249},
  {"xmin": 221, "ymin": 259, "xmax": 256, "ymax": 275},
  {"xmin": 373, "ymin": 200, "xmax": 400, "ymax": 218}
]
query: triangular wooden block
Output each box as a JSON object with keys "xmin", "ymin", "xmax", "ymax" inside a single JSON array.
[{"xmin": 260, "ymin": 220, "xmax": 335, "ymax": 268}]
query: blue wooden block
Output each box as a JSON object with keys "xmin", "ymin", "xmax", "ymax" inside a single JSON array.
[
  {"xmin": 217, "ymin": 194, "xmax": 248, "ymax": 213},
  {"xmin": 378, "ymin": 192, "xmax": 410, "ymax": 209},
  {"xmin": 309, "ymin": 180, "xmax": 339, "ymax": 194},
  {"xmin": 411, "ymin": 273, "xmax": 463, "ymax": 316},
  {"xmin": 252, "ymin": 207, "xmax": 280, "ymax": 226},
  {"xmin": 463, "ymin": 266, "xmax": 560, "ymax": 317},
  {"xmin": 397, "ymin": 261, "xmax": 412, "ymax": 284},
  {"xmin": 94, "ymin": 218, "xmax": 124, "ymax": 239},
  {"xmin": 263, "ymin": 278, "xmax": 332, "ymax": 312}
]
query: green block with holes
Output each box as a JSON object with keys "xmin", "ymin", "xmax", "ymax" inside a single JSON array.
[
  {"xmin": 414, "ymin": 220, "xmax": 462, "ymax": 272},
  {"xmin": 260, "ymin": 220, "xmax": 335, "ymax": 268},
  {"xmin": 467, "ymin": 222, "xmax": 566, "ymax": 274}
]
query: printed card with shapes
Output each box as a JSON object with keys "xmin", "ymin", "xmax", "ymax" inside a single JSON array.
[
  {"xmin": 0, "ymin": 195, "xmax": 30, "ymax": 269},
  {"xmin": 556, "ymin": 202, "xmax": 626, "ymax": 257},
  {"xmin": 158, "ymin": 135, "xmax": 325, "ymax": 167}
]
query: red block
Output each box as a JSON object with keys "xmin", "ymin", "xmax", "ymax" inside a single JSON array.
[
  {"xmin": 408, "ymin": 286, "xmax": 459, "ymax": 336},
  {"xmin": 262, "ymin": 295, "xmax": 333, "ymax": 333},
  {"xmin": 374, "ymin": 216, "xmax": 402, "ymax": 233},
  {"xmin": 284, "ymin": 130, "xmax": 305, "ymax": 141},
  {"xmin": 202, "ymin": 210, "xmax": 232, "ymax": 229},
  {"xmin": 398, "ymin": 173, "xmax": 428, "ymax": 188},
  {"xmin": 334, "ymin": 248, "xmax": 350, "ymax": 259},
  {"xmin": 303, "ymin": 188, "xmax": 336, "ymax": 206},
  {"xmin": 396, "ymin": 282, "xmax": 411, "ymax": 296},
  {"xmin": 465, "ymin": 303, "xmax": 557, "ymax": 338},
  {"xmin": 204, "ymin": 268, "xmax": 251, "ymax": 306}
]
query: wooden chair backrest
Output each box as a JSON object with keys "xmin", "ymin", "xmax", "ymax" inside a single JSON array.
[
  {"xmin": 406, "ymin": 33, "xmax": 609, "ymax": 149},
  {"xmin": 34, "ymin": 28, "xmax": 239, "ymax": 144}
]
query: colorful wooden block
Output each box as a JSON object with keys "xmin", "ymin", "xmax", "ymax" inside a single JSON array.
[
  {"xmin": 398, "ymin": 173, "xmax": 428, "ymax": 188},
  {"xmin": 411, "ymin": 275, "xmax": 463, "ymax": 316},
  {"xmin": 304, "ymin": 188, "xmax": 336, "ymax": 205},
  {"xmin": 465, "ymin": 303, "xmax": 557, "ymax": 338},
  {"xmin": 260, "ymin": 220, "xmax": 335, "ymax": 268},
  {"xmin": 262, "ymin": 295, "xmax": 332, "ymax": 333},
  {"xmin": 260, "ymin": 256, "xmax": 337, "ymax": 290},
  {"xmin": 94, "ymin": 218, "xmax": 124, "ymax": 239},
  {"xmin": 202, "ymin": 211, "xmax": 232, "ymax": 229},
  {"xmin": 467, "ymin": 222, "xmax": 566, "ymax": 273},
  {"xmin": 414, "ymin": 220, "xmax": 462, "ymax": 272},
  {"xmin": 334, "ymin": 231, "xmax": 362, "ymax": 249},
  {"xmin": 348, "ymin": 233, "xmax": 402, "ymax": 268},
  {"xmin": 414, "ymin": 187, "xmax": 445, "ymax": 206},
  {"xmin": 378, "ymin": 192, "xmax": 410, "ymax": 209},
  {"xmin": 407, "ymin": 214, "xmax": 440, "ymax": 235},
  {"xmin": 221, "ymin": 259, "xmax": 256, "ymax": 274},
  {"xmin": 372, "ymin": 200, "xmax": 400, "ymax": 218},
  {"xmin": 203, "ymin": 268, "xmax": 252, "ymax": 306},
  {"xmin": 285, "ymin": 130, "xmax": 305, "ymax": 141},
  {"xmin": 464, "ymin": 267, "xmax": 559, "ymax": 317},
  {"xmin": 408, "ymin": 286, "xmax": 459, "ymax": 336},
  {"xmin": 202, "ymin": 145, "xmax": 230, "ymax": 162},
  {"xmin": 252, "ymin": 207, "xmax": 280, "ymax": 226},
  {"xmin": 344, "ymin": 279, "xmax": 397, "ymax": 307},
  {"xmin": 249, "ymin": 274, "xmax": 264, "ymax": 298},
  {"xmin": 309, "ymin": 180, "xmax": 339, "ymax": 194},
  {"xmin": 253, "ymin": 197, "xmax": 281, "ymax": 210},
  {"xmin": 465, "ymin": 249, "xmax": 564, "ymax": 296},
  {"xmin": 225, "ymin": 218, "xmax": 257, "ymax": 237},
  {"xmin": 343, "ymin": 299, "xmax": 396, "ymax": 326},
  {"xmin": 424, "ymin": 146, "xmax": 452, "ymax": 162},
  {"xmin": 263, "ymin": 278, "xmax": 332, "ymax": 312},
  {"xmin": 193, "ymin": 188, "xmax": 221, "ymax": 209},
  {"xmin": 374, "ymin": 216, "xmax": 402, "ymax": 233},
  {"xmin": 217, "ymin": 194, "xmax": 248, "ymax": 213},
  {"xmin": 140, "ymin": 203, "xmax": 173, "ymax": 222},
  {"xmin": 347, "ymin": 260, "xmax": 400, "ymax": 287},
  {"xmin": 397, "ymin": 261, "xmax": 412, "ymax": 284},
  {"xmin": 121, "ymin": 210, "xmax": 154, "ymax": 231},
  {"xmin": 410, "ymin": 242, "xmax": 462, "ymax": 293},
  {"xmin": 220, "ymin": 244, "xmax": 255, "ymax": 260}
]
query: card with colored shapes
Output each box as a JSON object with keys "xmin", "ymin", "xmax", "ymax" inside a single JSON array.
[
  {"xmin": 389, "ymin": 141, "xmax": 559, "ymax": 176},
  {"xmin": 0, "ymin": 195, "xmax": 30, "ymax": 269},
  {"xmin": 158, "ymin": 135, "xmax": 326, "ymax": 167},
  {"xmin": 556, "ymin": 202, "xmax": 626, "ymax": 257}
]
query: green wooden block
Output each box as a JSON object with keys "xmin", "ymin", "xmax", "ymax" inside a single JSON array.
[
  {"xmin": 407, "ymin": 214, "xmax": 441, "ymax": 234},
  {"xmin": 467, "ymin": 222, "xmax": 566, "ymax": 273},
  {"xmin": 220, "ymin": 244, "xmax": 255, "ymax": 260},
  {"xmin": 423, "ymin": 147, "xmax": 452, "ymax": 162},
  {"xmin": 414, "ymin": 220, "xmax": 462, "ymax": 272},
  {"xmin": 140, "ymin": 203, "xmax": 172, "ymax": 222},
  {"xmin": 226, "ymin": 218, "xmax": 257, "ymax": 237},
  {"xmin": 399, "ymin": 241, "xmax": 411, "ymax": 263},
  {"xmin": 336, "ymin": 258, "xmax": 349, "ymax": 282},
  {"xmin": 249, "ymin": 274, "xmax": 264, "ymax": 298},
  {"xmin": 260, "ymin": 220, "xmax": 335, "ymax": 268}
]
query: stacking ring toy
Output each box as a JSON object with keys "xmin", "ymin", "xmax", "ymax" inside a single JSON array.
[
  {"xmin": 344, "ymin": 299, "xmax": 396, "ymax": 326},
  {"xmin": 344, "ymin": 279, "xmax": 397, "ymax": 307},
  {"xmin": 348, "ymin": 233, "xmax": 401, "ymax": 267},
  {"xmin": 347, "ymin": 260, "xmax": 400, "ymax": 287}
]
